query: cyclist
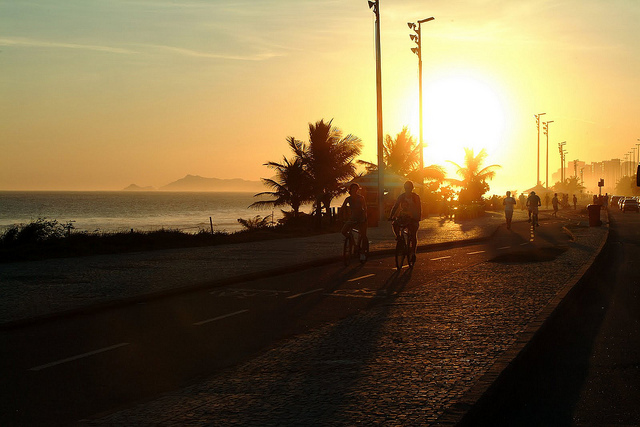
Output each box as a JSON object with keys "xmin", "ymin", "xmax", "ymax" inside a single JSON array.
[
  {"xmin": 526, "ymin": 190, "xmax": 541, "ymax": 226},
  {"xmin": 341, "ymin": 183, "xmax": 368, "ymax": 261},
  {"xmin": 389, "ymin": 180, "xmax": 421, "ymax": 263}
]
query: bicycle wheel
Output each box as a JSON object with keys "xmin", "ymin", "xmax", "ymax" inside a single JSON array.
[
  {"xmin": 343, "ymin": 235, "xmax": 354, "ymax": 266},
  {"xmin": 359, "ymin": 237, "xmax": 369, "ymax": 264},
  {"xmin": 395, "ymin": 234, "xmax": 406, "ymax": 269},
  {"xmin": 407, "ymin": 236, "xmax": 416, "ymax": 268}
]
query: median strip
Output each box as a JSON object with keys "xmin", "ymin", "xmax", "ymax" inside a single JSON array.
[
  {"xmin": 29, "ymin": 342, "xmax": 130, "ymax": 371},
  {"xmin": 193, "ymin": 309, "xmax": 249, "ymax": 326}
]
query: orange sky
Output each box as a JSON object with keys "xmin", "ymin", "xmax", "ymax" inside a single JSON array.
[{"xmin": 1, "ymin": 0, "xmax": 639, "ymax": 194}]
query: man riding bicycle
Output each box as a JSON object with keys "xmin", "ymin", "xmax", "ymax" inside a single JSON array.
[
  {"xmin": 341, "ymin": 183, "xmax": 368, "ymax": 261},
  {"xmin": 389, "ymin": 180, "xmax": 421, "ymax": 263},
  {"xmin": 526, "ymin": 190, "xmax": 541, "ymax": 226}
]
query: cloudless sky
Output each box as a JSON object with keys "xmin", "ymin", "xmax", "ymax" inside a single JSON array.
[{"xmin": 1, "ymin": 0, "xmax": 639, "ymax": 192}]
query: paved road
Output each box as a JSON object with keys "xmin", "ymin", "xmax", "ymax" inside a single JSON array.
[
  {"xmin": 459, "ymin": 208, "xmax": 640, "ymax": 426},
  {"xmin": 0, "ymin": 208, "xmax": 610, "ymax": 426},
  {"xmin": 0, "ymin": 213, "xmax": 583, "ymax": 426},
  {"xmin": 0, "ymin": 211, "xmax": 519, "ymax": 327}
]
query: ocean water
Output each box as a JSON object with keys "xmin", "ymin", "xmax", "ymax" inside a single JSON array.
[{"xmin": 0, "ymin": 191, "xmax": 288, "ymax": 234}]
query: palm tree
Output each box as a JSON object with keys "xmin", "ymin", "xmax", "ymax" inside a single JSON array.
[
  {"xmin": 249, "ymin": 142, "xmax": 311, "ymax": 217},
  {"xmin": 359, "ymin": 126, "xmax": 446, "ymax": 184},
  {"xmin": 553, "ymin": 176, "xmax": 586, "ymax": 195},
  {"xmin": 448, "ymin": 148, "xmax": 500, "ymax": 204},
  {"xmin": 293, "ymin": 119, "xmax": 362, "ymax": 227}
]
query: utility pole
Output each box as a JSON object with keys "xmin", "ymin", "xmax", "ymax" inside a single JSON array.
[
  {"xmin": 543, "ymin": 120, "xmax": 553, "ymax": 188},
  {"xmin": 558, "ymin": 141, "xmax": 566, "ymax": 184},
  {"xmin": 535, "ymin": 113, "xmax": 546, "ymax": 185},
  {"xmin": 368, "ymin": 0, "xmax": 384, "ymax": 222},
  {"xmin": 408, "ymin": 17, "xmax": 434, "ymax": 196}
]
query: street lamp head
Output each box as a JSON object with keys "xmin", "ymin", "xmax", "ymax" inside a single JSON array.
[
  {"xmin": 410, "ymin": 34, "xmax": 418, "ymax": 42},
  {"xmin": 411, "ymin": 47, "xmax": 419, "ymax": 55},
  {"xmin": 418, "ymin": 17, "xmax": 435, "ymax": 24},
  {"xmin": 407, "ymin": 22, "xmax": 416, "ymax": 30},
  {"xmin": 368, "ymin": 0, "xmax": 376, "ymax": 10}
]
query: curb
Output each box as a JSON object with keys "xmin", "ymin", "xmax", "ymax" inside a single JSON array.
[
  {"xmin": 0, "ymin": 229, "xmax": 500, "ymax": 331},
  {"xmin": 434, "ymin": 210, "xmax": 610, "ymax": 426}
]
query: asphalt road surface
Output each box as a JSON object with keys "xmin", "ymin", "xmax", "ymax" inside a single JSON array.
[
  {"xmin": 0, "ymin": 216, "xmax": 572, "ymax": 426},
  {"xmin": 461, "ymin": 208, "xmax": 640, "ymax": 426}
]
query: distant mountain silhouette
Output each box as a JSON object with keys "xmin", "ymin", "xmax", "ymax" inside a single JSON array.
[
  {"xmin": 159, "ymin": 175, "xmax": 263, "ymax": 192},
  {"xmin": 122, "ymin": 184, "xmax": 156, "ymax": 191}
]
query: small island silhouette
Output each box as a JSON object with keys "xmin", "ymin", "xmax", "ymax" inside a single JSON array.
[{"xmin": 123, "ymin": 175, "xmax": 263, "ymax": 192}]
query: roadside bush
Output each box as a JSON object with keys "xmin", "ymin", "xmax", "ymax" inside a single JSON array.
[
  {"xmin": 0, "ymin": 218, "xmax": 66, "ymax": 247},
  {"xmin": 237, "ymin": 214, "xmax": 274, "ymax": 230},
  {"xmin": 453, "ymin": 203, "xmax": 485, "ymax": 221},
  {"xmin": 485, "ymin": 195, "xmax": 502, "ymax": 211}
]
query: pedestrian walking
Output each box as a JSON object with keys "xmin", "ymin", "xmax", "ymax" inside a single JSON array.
[
  {"xmin": 573, "ymin": 194, "xmax": 578, "ymax": 210},
  {"xmin": 552, "ymin": 193, "xmax": 559, "ymax": 217},
  {"xmin": 545, "ymin": 193, "xmax": 550, "ymax": 209},
  {"xmin": 503, "ymin": 191, "xmax": 517, "ymax": 230}
]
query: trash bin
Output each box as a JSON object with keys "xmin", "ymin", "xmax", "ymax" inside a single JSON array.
[{"xmin": 587, "ymin": 204, "xmax": 601, "ymax": 227}]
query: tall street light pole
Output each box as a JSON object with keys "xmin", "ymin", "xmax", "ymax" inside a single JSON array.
[
  {"xmin": 535, "ymin": 113, "xmax": 546, "ymax": 185},
  {"xmin": 368, "ymin": 0, "xmax": 384, "ymax": 222},
  {"xmin": 636, "ymin": 140, "xmax": 640, "ymax": 177},
  {"xmin": 408, "ymin": 17, "xmax": 434, "ymax": 195},
  {"xmin": 543, "ymin": 120, "xmax": 553, "ymax": 188},
  {"xmin": 558, "ymin": 141, "xmax": 566, "ymax": 183},
  {"xmin": 624, "ymin": 153, "xmax": 630, "ymax": 176}
]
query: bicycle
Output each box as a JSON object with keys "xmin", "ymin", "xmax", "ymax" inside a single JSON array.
[
  {"xmin": 531, "ymin": 210, "xmax": 539, "ymax": 229},
  {"xmin": 393, "ymin": 219, "xmax": 416, "ymax": 269},
  {"xmin": 343, "ymin": 225, "xmax": 369, "ymax": 266}
]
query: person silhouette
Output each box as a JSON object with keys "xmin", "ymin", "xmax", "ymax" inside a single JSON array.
[
  {"xmin": 552, "ymin": 193, "xmax": 559, "ymax": 217},
  {"xmin": 503, "ymin": 191, "xmax": 517, "ymax": 230}
]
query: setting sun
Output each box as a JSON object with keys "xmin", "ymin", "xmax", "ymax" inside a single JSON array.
[{"xmin": 423, "ymin": 74, "xmax": 507, "ymax": 168}]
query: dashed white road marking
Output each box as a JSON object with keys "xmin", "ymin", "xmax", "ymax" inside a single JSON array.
[
  {"xmin": 430, "ymin": 256, "xmax": 451, "ymax": 261},
  {"xmin": 286, "ymin": 288, "xmax": 324, "ymax": 299},
  {"xmin": 348, "ymin": 274, "xmax": 375, "ymax": 282},
  {"xmin": 29, "ymin": 343, "xmax": 130, "ymax": 371},
  {"xmin": 193, "ymin": 309, "xmax": 249, "ymax": 326},
  {"xmin": 498, "ymin": 246, "xmax": 511, "ymax": 250},
  {"xmin": 467, "ymin": 250, "xmax": 486, "ymax": 255},
  {"xmin": 520, "ymin": 242, "xmax": 529, "ymax": 246}
]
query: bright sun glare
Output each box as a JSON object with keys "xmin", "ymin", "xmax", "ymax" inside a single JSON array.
[{"xmin": 422, "ymin": 74, "xmax": 506, "ymax": 168}]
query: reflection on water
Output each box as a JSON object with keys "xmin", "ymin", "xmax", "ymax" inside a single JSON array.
[{"xmin": 0, "ymin": 191, "xmax": 289, "ymax": 233}]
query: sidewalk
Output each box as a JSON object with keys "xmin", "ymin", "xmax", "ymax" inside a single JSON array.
[
  {"xmin": 0, "ymin": 210, "xmax": 527, "ymax": 326},
  {"xmin": 78, "ymin": 208, "xmax": 608, "ymax": 425}
]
